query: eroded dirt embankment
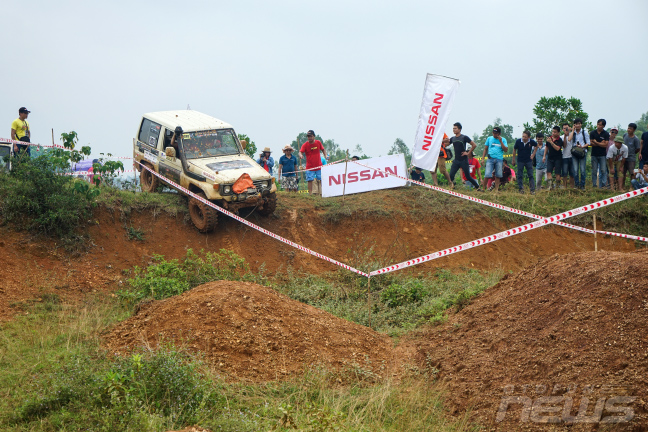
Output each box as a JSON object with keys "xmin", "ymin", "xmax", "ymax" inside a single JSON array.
[{"xmin": 0, "ymin": 191, "xmax": 637, "ymax": 320}]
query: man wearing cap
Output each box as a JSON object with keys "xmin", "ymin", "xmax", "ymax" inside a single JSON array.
[
  {"xmin": 299, "ymin": 130, "xmax": 328, "ymax": 195},
  {"xmin": 277, "ymin": 145, "xmax": 299, "ymax": 192},
  {"xmin": 482, "ymin": 126, "xmax": 508, "ymax": 191},
  {"xmin": 11, "ymin": 107, "xmax": 31, "ymax": 156},
  {"xmin": 410, "ymin": 166, "xmax": 425, "ymax": 182},
  {"xmin": 607, "ymin": 135, "xmax": 628, "ymax": 191},
  {"xmin": 257, "ymin": 147, "xmax": 274, "ymax": 175}
]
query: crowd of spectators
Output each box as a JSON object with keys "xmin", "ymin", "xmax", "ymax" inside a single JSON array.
[{"xmin": 411, "ymin": 119, "xmax": 648, "ymax": 194}]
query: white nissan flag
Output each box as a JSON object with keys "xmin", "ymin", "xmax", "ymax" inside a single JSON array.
[{"xmin": 411, "ymin": 74, "xmax": 460, "ymax": 171}]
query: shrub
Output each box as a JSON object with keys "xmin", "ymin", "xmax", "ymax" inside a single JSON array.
[
  {"xmin": 118, "ymin": 249, "xmax": 254, "ymax": 304},
  {"xmin": 14, "ymin": 348, "xmax": 222, "ymax": 429},
  {"xmin": 0, "ymin": 131, "xmax": 123, "ymax": 240}
]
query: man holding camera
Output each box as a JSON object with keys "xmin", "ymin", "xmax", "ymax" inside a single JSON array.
[
  {"xmin": 11, "ymin": 107, "xmax": 31, "ymax": 156},
  {"xmin": 257, "ymin": 147, "xmax": 274, "ymax": 175}
]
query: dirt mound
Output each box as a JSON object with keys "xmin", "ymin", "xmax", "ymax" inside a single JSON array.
[
  {"xmin": 104, "ymin": 280, "xmax": 392, "ymax": 381},
  {"xmin": 416, "ymin": 250, "xmax": 648, "ymax": 430}
]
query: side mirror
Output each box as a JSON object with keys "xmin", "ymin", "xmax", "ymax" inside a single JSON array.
[
  {"xmin": 240, "ymin": 139, "xmax": 247, "ymax": 149},
  {"xmin": 166, "ymin": 147, "xmax": 176, "ymax": 158}
]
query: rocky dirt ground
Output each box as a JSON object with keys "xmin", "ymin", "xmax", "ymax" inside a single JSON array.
[
  {"xmin": 104, "ymin": 280, "xmax": 393, "ymax": 382},
  {"xmin": 1, "ymin": 197, "xmax": 646, "ymax": 431},
  {"xmin": 414, "ymin": 250, "xmax": 648, "ymax": 431}
]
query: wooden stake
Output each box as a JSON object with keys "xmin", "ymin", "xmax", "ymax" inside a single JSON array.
[
  {"xmin": 593, "ymin": 214, "xmax": 598, "ymax": 252},
  {"xmin": 367, "ymin": 277, "xmax": 372, "ymax": 329},
  {"xmin": 51, "ymin": 128, "xmax": 55, "ymax": 146}
]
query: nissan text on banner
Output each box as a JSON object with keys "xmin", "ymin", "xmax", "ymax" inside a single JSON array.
[
  {"xmin": 411, "ymin": 74, "xmax": 461, "ymax": 171},
  {"xmin": 321, "ymin": 154, "xmax": 407, "ymax": 198}
]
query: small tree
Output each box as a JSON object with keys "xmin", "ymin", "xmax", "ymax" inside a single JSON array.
[
  {"xmin": 238, "ymin": 133, "xmax": 257, "ymax": 158},
  {"xmin": 523, "ymin": 96, "xmax": 593, "ymax": 136},
  {"xmin": 388, "ymin": 138, "xmax": 411, "ymax": 166}
]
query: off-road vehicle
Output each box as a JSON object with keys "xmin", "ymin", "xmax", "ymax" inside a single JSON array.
[
  {"xmin": 0, "ymin": 142, "xmax": 12, "ymax": 171},
  {"xmin": 133, "ymin": 111, "xmax": 277, "ymax": 232}
]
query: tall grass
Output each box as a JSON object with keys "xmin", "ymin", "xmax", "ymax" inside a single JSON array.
[{"xmin": 0, "ymin": 295, "xmax": 481, "ymax": 431}]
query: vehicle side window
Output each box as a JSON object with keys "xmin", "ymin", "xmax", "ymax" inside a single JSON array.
[
  {"xmin": 138, "ymin": 118, "xmax": 162, "ymax": 149},
  {"xmin": 0, "ymin": 146, "xmax": 10, "ymax": 170}
]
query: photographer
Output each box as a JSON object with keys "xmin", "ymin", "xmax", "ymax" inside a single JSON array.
[{"xmin": 257, "ymin": 147, "xmax": 274, "ymax": 175}]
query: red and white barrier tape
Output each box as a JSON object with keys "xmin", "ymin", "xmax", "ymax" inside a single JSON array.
[
  {"xmin": 369, "ymin": 186, "xmax": 648, "ymax": 276},
  {"xmin": 281, "ymin": 158, "xmax": 346, "ymax": 175},
  {"xmin": 60, "ymin": 169, "xmax": 135, "ymax": 176},
  {"xmin": 352, "ymin": 161, "xmax": 648, "ymax": 243},
  {"xmin": 0, "ymin": 137, "xmax": 66, "ymax": 149},
  {"xmin": 136, "ymin": 161, "xmax": 369, "ymax": 277}
]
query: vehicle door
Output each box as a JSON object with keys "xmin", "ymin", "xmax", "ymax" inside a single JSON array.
[
  {"xmin": 158, "ymin": 127, "xmax": 182, "ymax": 183},
  {"xmin": 136, "ymin": 118, "xmax": 162, "ymax": 169}
]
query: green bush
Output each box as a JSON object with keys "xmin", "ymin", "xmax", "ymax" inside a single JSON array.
[
  {"xmin": 13, "ymin": 348, "xmax": 223, "ymax": 430},
  {"xmin": 0, "ymin": 154, "xmax": 98, "ymax": 239},
  {"xmin": 0, "ymin": 131, "xmax": 123, "ymax": 240},
  {"xmin": 118, "ymin": 249, "xmax": 255, "ymax": 304}
]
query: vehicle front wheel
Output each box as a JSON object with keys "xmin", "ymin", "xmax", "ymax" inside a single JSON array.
[
  {"xmin": 257, "ymin": 192, "xmax": 277, "ymax": 216},
  {"xmin": 188, "ymin": 193, "xmax": 219, "ymax": 233},
  {"xmin": 140, "ymin": 164, "xmax": 159, "ymax": 193}
]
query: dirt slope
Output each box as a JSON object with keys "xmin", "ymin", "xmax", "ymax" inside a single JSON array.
[
  {"xmin": 104, "ymin": 280, "xmax": 392, "ymax": 381},
  {"xmin": 414, "ymin": 250, "xmax": 648, "ymax": 431},
  {"xmin": 0, "ymin": 190, "xmax": 637, "ymax": 320}
]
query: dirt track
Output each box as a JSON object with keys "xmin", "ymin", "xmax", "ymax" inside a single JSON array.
[
  {"xmin": 2, "ymin": 192, "xmax": 648, "ymax": 431},
  {"xmin": 0, "ymin": 192, "xmax": 638, "ymax": 320}
]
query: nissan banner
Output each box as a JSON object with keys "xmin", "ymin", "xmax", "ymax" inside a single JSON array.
[
  {"xmin": 411, "ymin": 74, "xmax": 460, "ymax": 171},
  {"xmin": 321, "ymin": 154, "xmax": 407, "ymax": 197}
]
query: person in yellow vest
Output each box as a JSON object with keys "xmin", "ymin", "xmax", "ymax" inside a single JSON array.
[{"xmin": 11, "ymin": 107, "xmax": 31, "ymax": 156}]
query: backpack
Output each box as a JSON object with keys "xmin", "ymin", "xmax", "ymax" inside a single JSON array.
[
  {"xmin": 445, "ymin": 147, "xmax": 453, "ymax": 161},
  {"xmin": 571, "ymin": 130, "xmax": 587, "ymax": 159}
]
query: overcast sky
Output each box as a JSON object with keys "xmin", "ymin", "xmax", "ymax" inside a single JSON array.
[{"xmin": 2, "ymin": 0, "xmax": 647, "ymax": 159}]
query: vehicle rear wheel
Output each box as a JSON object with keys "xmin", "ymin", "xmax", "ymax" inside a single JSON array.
[
  {"xmin": 189, "ymin": 193, "xmax": 218, "ymax": 233},
  {"xmin": 257, "ymin": 192, "xmax": 277, "ymax": 216},
  {"xmin": 139, "ymin": 164, "xmax": 159, "ymax": 193}
]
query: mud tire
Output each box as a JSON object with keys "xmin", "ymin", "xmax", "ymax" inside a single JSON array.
[
  {"xmin": 257, "ymin": 192, "xmax": 277, "ymax": 216},
  {"xmin": 140, "ymin": 164, "xmax": 159, "ymax": 193},
  {"xmin": 189, "ymin": 193, "xmax": 218, "ymax": 233}
]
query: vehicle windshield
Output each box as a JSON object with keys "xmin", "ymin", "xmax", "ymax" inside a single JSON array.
[{"xmin": 181, "ymin": 129, "xmax": 240, "ymax": 159}]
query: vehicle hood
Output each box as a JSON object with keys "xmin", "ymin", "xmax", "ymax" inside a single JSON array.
[{"xmin": 188, "ymin": 154, "xmax": 271, "ymax": 183}]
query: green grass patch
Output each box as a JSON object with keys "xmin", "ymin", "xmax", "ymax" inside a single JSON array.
[
  {"xmin": 95, "ymin": 188, "xmax": 187, "ymax": 219},
  {"xmin": 117, "ymin": 249, "xmax": 258, "ymax": 305},
  {"xmin": 272, "ymin": 266, "xmax": 504, "ymax": 337},
  {"xmin": 0, "ymin": 293, "xmax": 481, "ymax": 431}
]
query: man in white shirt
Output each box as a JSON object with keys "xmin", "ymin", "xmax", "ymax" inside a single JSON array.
[
  {"xmin": 561, "ymin": 123, "xmax": 575, "ymax": 188},
  {"xmin": 568, "ymin": 118, "xmax": 590, "ymax": 189},
  {"xmin": 607, "ymin": 136, "xmax": 628, "ymax": 191}
]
